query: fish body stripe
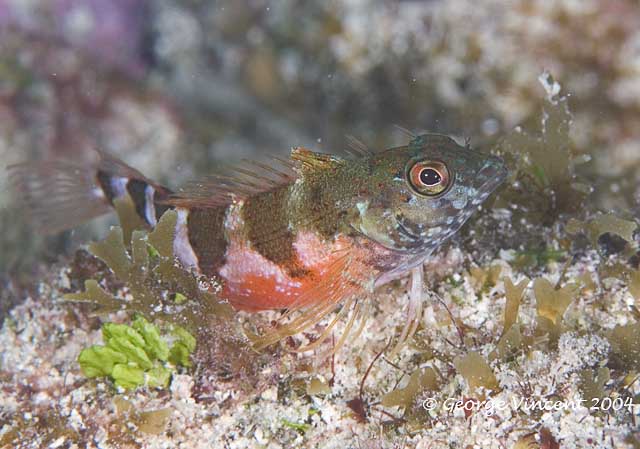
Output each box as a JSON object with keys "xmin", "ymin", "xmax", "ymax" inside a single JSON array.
[
  {"xmin": 96, "ymin": 170, "xmax": 118, "ymax": 203},
  {"xmin": 94, "ymin": 169, "xmax": 173, "ymax": 229},
  {"xmin": 241, "ymin": 185, "xmax": 310, "ymax": 278},
  {"xmin": 126, "ymin": 179, "xmax": 149, "ymax": 223},
  {"xmin": 186, "ymin": 207, "xmax": 229, "ymax": 276},
  {"xmin": 144, "ymin": 185, "xmax": 157, "ymax": 226},
  {"xmin": 174, "ymin": 208, "xmax": 199, "ymax": 270}
]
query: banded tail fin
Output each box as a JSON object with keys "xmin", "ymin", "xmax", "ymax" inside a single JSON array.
[
  {"xmin": 8, "ymin": 151, "xmax": 173, "ymax": 234},
  {"xmin": 9, "ymin": 159, "xmax": 112, "ymax": 234}
]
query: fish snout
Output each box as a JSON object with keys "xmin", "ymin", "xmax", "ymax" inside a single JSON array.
[{"xmin": 476, "ymin": 155, "xmax": 508, "ymax": 193}]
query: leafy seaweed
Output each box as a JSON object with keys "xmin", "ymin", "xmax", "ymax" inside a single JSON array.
[
  {"xmin": 453, "ymin": 352, "xmax": 498, "ymax": 393},
  {"xmin": 566, "ymin": 214, "xmax": 638, "ymax": 252},
  {"xmin": 78, "ymin": 317, "xmax": 194, "ymax": 390},
  {"xmin": 168, "ymin": 326, "xmax": 197, "ymax": 368},
  {"xmin": 64, "ymin": 200, "xmax": 234, "ymax": 333},
  {"xmin": 306, "ymin": 377, "xmax": 332, "ymax": 396},
  {"xmin": 496, "ymin": 85, "xmax": 586, "ymax": 220},
  {"xmin": 608, "ymin": 324, "xmax": 640, "ymax": 371},
  {"xmin": 579, "ymin": 367, "xmax": 610, "ymax": 404},
  {"xmin": 381, "ymin": 367, "xmax": 439, "ymax": 409},
  {"xmin": 533, "ymin": 278, "xmax": 579, "ymax": 342},
  {"xmin": 629, "ymin": 270, "xmax": 640, "ymax": 303},
  {"xmin": 470, "ymin": 265, "xmax": 503, "ymax": 294},
  {"xmin": 493, "ymin": 324, "xmax": 524, "ymax": 362},
  {"xmin": 514, "ymin": 248, "xmax": 567, "ymax": 269},
  {"xmin": 113, "ymin": 396, "xmax": 173, "ymax": 436},
  {"xmin": 503, "ymin": 277, "xmax": 528, "ymax": 334}
]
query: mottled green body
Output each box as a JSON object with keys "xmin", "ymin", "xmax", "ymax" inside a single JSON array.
[{"xmin": 212, "ymin": 134, "xmax": 507, "ymax": 286}]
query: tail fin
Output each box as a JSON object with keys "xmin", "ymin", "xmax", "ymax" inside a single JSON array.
[{"xmin": 8, "ymin": 151, "xmax": 172, "ymax": 234}]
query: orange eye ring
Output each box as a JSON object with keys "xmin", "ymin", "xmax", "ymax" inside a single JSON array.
[{"xmin": 407, "ymin": 160, "xmax": 451, "ymax": 196}]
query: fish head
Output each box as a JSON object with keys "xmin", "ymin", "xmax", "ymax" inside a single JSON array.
[{"xmin": 351, "ymin": 133, "xmax": 508, "ymax": 254}]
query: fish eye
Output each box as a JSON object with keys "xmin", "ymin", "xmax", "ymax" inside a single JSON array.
[{"xmin": 407, "ymin": 160, "xmax": 451, "ymax": 196}]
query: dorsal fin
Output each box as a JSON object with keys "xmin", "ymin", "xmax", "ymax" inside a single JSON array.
[
  {"xmin": 345, "ymin": 135, "xmax": 375, "ymax": 158},
  {"xmin": 165, "ymin": 148, "xmax": 346, "ymax": 208},
  {"xmin": 165, "ymin": 155, "xmax": 298, "ymax": 208},
  {"xmin": 393, "ymin": 124, "xmax": 417, "ymax": 139},
  {"xmin": 291, "ymin": 147, "xmax": 345, "ymax": 171}
]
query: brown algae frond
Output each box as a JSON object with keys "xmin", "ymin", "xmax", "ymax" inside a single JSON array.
[
  {"xmin": 496, "ymin": 86, "xmax": 585, "ymax": 219},
  {"xmin": 608, "ymin": 323, "xmax": 640, "ymax": 372},
  {"xmin": 381, "ymin": 367, "xmax": 440, "ymax": 409},
  {"xmin": 503, "ymin": 277, "xmax": 528, "ymax": 334},
  {"xmin": 65, "ymin": 199, "xmax": 233, "ymax": 331},
  {"xmin": 533, "ymin": 278, "xmax": 579, "ymax": 343},
  {"xmin": 453, "ymin": 352, "xmax": 499, "ymax": 394}
]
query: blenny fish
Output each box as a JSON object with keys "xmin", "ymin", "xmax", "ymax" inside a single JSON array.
[{"xmin": 10, "ymin": 134, "xmax": 507, "ymax": 351}]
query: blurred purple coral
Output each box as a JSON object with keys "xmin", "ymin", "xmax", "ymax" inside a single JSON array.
[{"xmin": 0, "ymin": 0, "xmax": 150, "ymax": 76}]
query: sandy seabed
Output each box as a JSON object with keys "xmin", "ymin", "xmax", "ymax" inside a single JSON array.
[{"xmin": 1, "ymin": 245, "xmax": 638, "ymax": 449}]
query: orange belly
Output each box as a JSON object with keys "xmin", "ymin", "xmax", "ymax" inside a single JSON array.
[
  {"xmin": 221, "ymin": 272, "xmax": 315, "ymax": 311},
  {"xmin": 218, "ymin": 231, "xmax": 357, "ymax": 312}
]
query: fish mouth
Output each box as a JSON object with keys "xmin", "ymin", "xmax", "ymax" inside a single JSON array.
[
  {"xmin": 475, "ymin": 155, "xmax": 509, "ymax": 195},
  {"xmin": 396, "ymin": 217, "xmax": 422, "ymax": 241},
  {"xmin": 393, "ymin": 217, "xmax": 425, "ymax": 251}
]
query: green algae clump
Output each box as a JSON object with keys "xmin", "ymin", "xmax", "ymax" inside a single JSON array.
[
  {"xmin": 168, "ymin": 325, "xmax": 197, "ymax": 368},
  {"xmin": 78, "ymin": 316, "xmax": 195, "ymax": 390}
]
